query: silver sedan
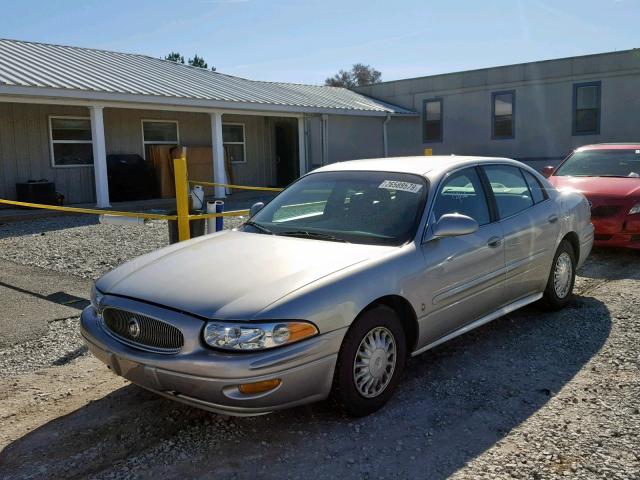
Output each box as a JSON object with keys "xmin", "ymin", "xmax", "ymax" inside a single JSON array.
[{"xmin": 81, "ymin": 156, "xmax": 594, "ymax": 416}]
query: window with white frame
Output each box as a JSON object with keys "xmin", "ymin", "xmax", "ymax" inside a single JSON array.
[
  {"xmin": 142, "ymin": 120, "xmax": 179, "ymax": 158},
  {"xmin": 49, "ymin": 116, "xmax": 94, "ymax": 167},
  {"xmin": 223, "ymin": 123, "xmax": 246, "ymax": 163}
]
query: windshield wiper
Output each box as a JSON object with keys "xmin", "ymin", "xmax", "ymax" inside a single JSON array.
[
  {"xmin": 277, "ymin": 230, "xmax": 349, "ymax": 243},
  {"xmin": 244, "ymin": 221, "xmax": 273, "ymax": 235}
]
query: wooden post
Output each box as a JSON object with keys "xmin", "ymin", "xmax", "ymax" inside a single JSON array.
[{"xmin": 173, "ymin": 155, "xmax": 190, "ymax": 242}]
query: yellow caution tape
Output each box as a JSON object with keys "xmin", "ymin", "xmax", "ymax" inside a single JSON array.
[
  {"xmin": 188, "ymin": 180, "xmax": 283, "ymax": 192},
  {"xmin": 189, "ymin": 210, "xmax": 250, "ymax": 220},
  {"xmin": 0, "ymin": 198, "xmax": 250, "ymax": 222},
  {"xmin": 0, "ymin": 199, "xmax": 177, "ymax": 220}
]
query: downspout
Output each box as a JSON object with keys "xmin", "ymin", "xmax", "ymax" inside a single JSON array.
[
  {"xmin": 383, "ymin": 114, "xmax": 391, "ymax": 157},
  {"xmin": 321, "ymin": 114, "xmax": 329, "ymax": 165}
]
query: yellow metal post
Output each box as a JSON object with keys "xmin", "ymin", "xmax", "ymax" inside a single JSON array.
[
  {"xmin": 423, "ymin": 148, "xmax": 433, "ymax": 156},
  {"xmin": 173, "ymin": 156, "xmax": 191, "ymax": 242}
]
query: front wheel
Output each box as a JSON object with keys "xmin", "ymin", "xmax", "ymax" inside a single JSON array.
[
  {"xmin": 542, "ymin": 240, "xmax": 577, "ymax": 310},
  {"xmin": 331, "ymin": 305, "xmax": 406, "ymax": 417}
]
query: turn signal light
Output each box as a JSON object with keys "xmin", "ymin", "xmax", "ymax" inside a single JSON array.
[{"xmin": 238, "ymin": 379, "xmax": 282, "ymax": 395}]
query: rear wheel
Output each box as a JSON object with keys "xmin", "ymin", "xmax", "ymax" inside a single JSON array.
[
  {"xmin": 542, "ymin": 240, "xmax": 576, "ymax": 309},
  {"xmin": 331, "ymin": 305, "xmax": 406, "ymax": 417}
]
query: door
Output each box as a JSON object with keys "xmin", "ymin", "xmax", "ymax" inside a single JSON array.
[
  {"xmin": 482, "ymin": 165, "xmax": 560, "ymax": 301},
  {"xmin": 275, "ymin": 120, "xmax": 298, "ymax": 187},
  {"xmin": 417, "ymin": 167, "xmax": 506, "ymax": 347}
]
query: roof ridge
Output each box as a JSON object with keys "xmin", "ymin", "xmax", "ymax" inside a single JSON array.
[
  {"xmin": 0, "ymin": 37, "xmax": 233, "ymax": 75},
  {"xmin": 0, "ymin": 37, "xmax": 357, "ymax": 91},
  {"xmin": 0, "ymin": 37, "xmax": 416, "ymax": 114}
]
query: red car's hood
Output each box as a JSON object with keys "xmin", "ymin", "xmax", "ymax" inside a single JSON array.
[{"xmin": 549, "ymin": 175, "xmax": 640, "ymax": 199}]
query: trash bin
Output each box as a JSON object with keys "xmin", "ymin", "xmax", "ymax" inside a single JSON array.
[{"xmin": 167, "ymin": 210, "xmax": 205, "ymax": 244}]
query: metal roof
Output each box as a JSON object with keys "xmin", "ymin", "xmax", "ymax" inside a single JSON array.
[{"xmin": 0, "ymin": 39, "xmax": 415, "ymax": 116}]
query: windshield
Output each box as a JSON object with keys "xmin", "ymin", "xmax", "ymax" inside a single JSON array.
[
  {"xmin": 244, "ymin": 171, "xmax": 428, "ymax": 246},
  {"xmin": 555, "ymin": 149, "xmax": 640, "ymax": 178}
]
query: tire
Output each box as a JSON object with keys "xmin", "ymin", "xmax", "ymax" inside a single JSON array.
[
  {"xmin": 331, "ymin": 305, "xmax": 406, "ymax": 417},
  {"xmin": 542, "ymin": 240, "xmax": 577, "ymax": 310}
]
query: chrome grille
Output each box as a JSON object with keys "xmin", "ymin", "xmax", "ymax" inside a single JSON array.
[
  {"xmin": 102, "ymin": 308, "xmax": 184, "ymax": 353},
  {"xmin": 590, "ymin": 205, "xmax": 622, "ymax": 218}
]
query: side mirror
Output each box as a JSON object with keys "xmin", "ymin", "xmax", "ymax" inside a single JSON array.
[
  {"xmin": 432, "ymin": 213, "xmax": 479, "ymax": 237},
  {"xmin": 542, "ymin": 166, "xmax": 555, "ymax": 178},
  {"xmin": 249, "ymin": 202, "xmax": 265, "ymax": 217}
]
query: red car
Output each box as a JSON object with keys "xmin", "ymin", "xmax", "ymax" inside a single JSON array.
[{"xmin": 545, "ymin": 144, "xmax": 640, "ymax": 249}]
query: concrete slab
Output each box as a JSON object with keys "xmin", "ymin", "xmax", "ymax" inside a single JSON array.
[{"xmin": 0, "ymin": 260, "xmax": 92, "ymax": 347}]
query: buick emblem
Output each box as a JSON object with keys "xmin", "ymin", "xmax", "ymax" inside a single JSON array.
[{"xmin": 128, "ymin": 318, "xmax": 141, "ymax": 338}]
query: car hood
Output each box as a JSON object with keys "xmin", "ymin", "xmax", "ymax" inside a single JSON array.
[
  {"xmin": 550, "ymin": 175, "xmax": 640, "ymax": 199},
  {"xmin": 97, "ymin": 230, "xmax": 392, "ymax": 320}
]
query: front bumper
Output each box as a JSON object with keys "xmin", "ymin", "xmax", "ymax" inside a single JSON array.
[
  {"xmin": 592, "ymin": 216, "xmax": 640, "ymax": 249},
  {"xmin": 80, "ymin": 300, "xmax": 344, "ymax": 416}
]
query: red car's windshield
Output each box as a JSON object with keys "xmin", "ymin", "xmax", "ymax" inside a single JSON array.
[{"xmin": 555, "ymin": 149, "xmax": 640, "ymax": 178}]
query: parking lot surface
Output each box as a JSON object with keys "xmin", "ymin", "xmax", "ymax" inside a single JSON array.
[{"xmin": 0, "ymin": 217, "xmax": 638, "ymax": 479}]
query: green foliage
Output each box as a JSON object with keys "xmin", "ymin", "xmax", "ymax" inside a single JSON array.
[
  {"xmin": 165, "ymin": 52, "xmax": 216, "ymax": 71},
  {"xmin": 325, "ymin": 63, "xmax": 382, "ymax": 88},
  {"xmin": 164, "ymin": 52, "xmax": 184, "ymax": 64}
]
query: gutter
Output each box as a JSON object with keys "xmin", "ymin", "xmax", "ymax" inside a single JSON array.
[{"xmin": 0, "ymin": 85, "xmax": 419, "ymax": 118}]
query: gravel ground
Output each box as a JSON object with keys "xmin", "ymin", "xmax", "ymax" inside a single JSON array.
[
  {"xmin": 0, "ymin": 317, "xmax": 85, "ymax": 378},
  {"xmin": 0, "ymin": 216, "xmax": 639, "ymax": 479},
  {"xmin": 0, "ymin": 214, "xmax": 246, "ymax": 279}
]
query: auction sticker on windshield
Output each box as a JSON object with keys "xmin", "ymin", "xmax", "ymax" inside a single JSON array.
[{"xmin": 379, "ymin": 180, "xmax": 423, "ymax": 193}]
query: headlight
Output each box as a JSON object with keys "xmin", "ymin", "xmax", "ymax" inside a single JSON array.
[
  {"xmin": 90, "ymin": 284, "xmax": 104, "ymax": 311},
  {"xmin": 203, "ymin": 321, "xmax": 318, "ymax": 351},
  {"xmin": 629, "ymin": 203, "xmax": 640, "ymax": 215}
]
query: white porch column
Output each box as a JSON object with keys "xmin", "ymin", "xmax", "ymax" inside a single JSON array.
[
  {"xmin": 89, "ymin": 106, "xmax": 110, "ymax": 207},
  {"xmin": 297, "ymin": 116, "xmax": 307, "ymax": 177},
  {"xmin": 210, "ymin": 111, "xmax": 227, "ymax": 198}
]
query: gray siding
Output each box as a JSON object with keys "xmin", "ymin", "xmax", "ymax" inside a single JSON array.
[
  {"xmin": 104, "ymin": 108, "xmax": 212, "ymax": 156},
  {"xmin": 327, "ymin": 115, "xmax": 385, "ymax": 163},
  {"xmin": 357, "ymin": 50, "xmax": 640, "ymax": 169},
  {"xmin": 0, "ymin": 104, "xmax": 281, "ymax": 204},
  {"xmin": 305, "ymin": 115, "xmax": 323, "ymax": 170},
  {"xmin": 223, "ymin": 114, "xmax": 276, "ymax": 187},
  {"xmin": 386, "ymin": 116, "xmax": 421, "ymax": 157},
  {"xmin": 0, "ymin": 103, "xmax": 95, "ymax": 203}
]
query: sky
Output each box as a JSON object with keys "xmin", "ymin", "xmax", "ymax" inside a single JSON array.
[{"xmin": 1, "ymin": 0, "xmax": 638, "ymax": 85}]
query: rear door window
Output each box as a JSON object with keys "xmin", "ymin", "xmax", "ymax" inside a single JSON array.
[
  {"xmin": 521, "ymin": 169, "xmax": 547, "ymax": 204},
  {"xmin": 483, "ymin": 165, "xmax": 534, "ymax": 219}
]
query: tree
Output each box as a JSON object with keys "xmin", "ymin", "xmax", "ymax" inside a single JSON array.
[
  {"xmin": 164, "ymin": 52, "xmax": 184, "ymax": 64},
  {"xmin": 189, "ymin": 54, "xmax": 216, "ymax": 71},
  {"xmin": 188, "ymin": 54, "xmax": 207, "ymax": 68},
  {"xmin": 325, "ymin": 63, "xmax": 382, "ymax": 88},
  {"xmin": 164, "ymin": 52, "xmax": 216, "ymax": 71}
]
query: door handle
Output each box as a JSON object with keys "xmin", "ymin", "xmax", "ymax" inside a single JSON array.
[
  {"xmin": 487, "ymin": 237, "xmax": 502, "ymax": 248},
  {"xmin": 548, "ymin": 214, "xmax": 559, "ymax": 224}
]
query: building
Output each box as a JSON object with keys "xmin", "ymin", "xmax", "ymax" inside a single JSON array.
[
  {"xmin": 0, "ymin": 39, "xmax": 415, "ymax": 206},
  {"xmin": 356, "ymin": 49, "xmax": 640, "ymax": 171},
  {"xmin": 2, "ymin": 40, "xmax": 639, "ymax": 208}
]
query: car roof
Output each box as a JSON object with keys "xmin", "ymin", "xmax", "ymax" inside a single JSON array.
[
  {"xmin": 576, "ymin": 143, "xmax": 640, "ymax": 151},
  {"xmin": 313, "ymin": 155, "xmax": 522, "ymax": 177}
]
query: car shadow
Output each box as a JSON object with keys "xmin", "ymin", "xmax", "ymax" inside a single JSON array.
[{"xmin": 0, "ymin": 295, "xmax": 611, "ymax": 480}]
